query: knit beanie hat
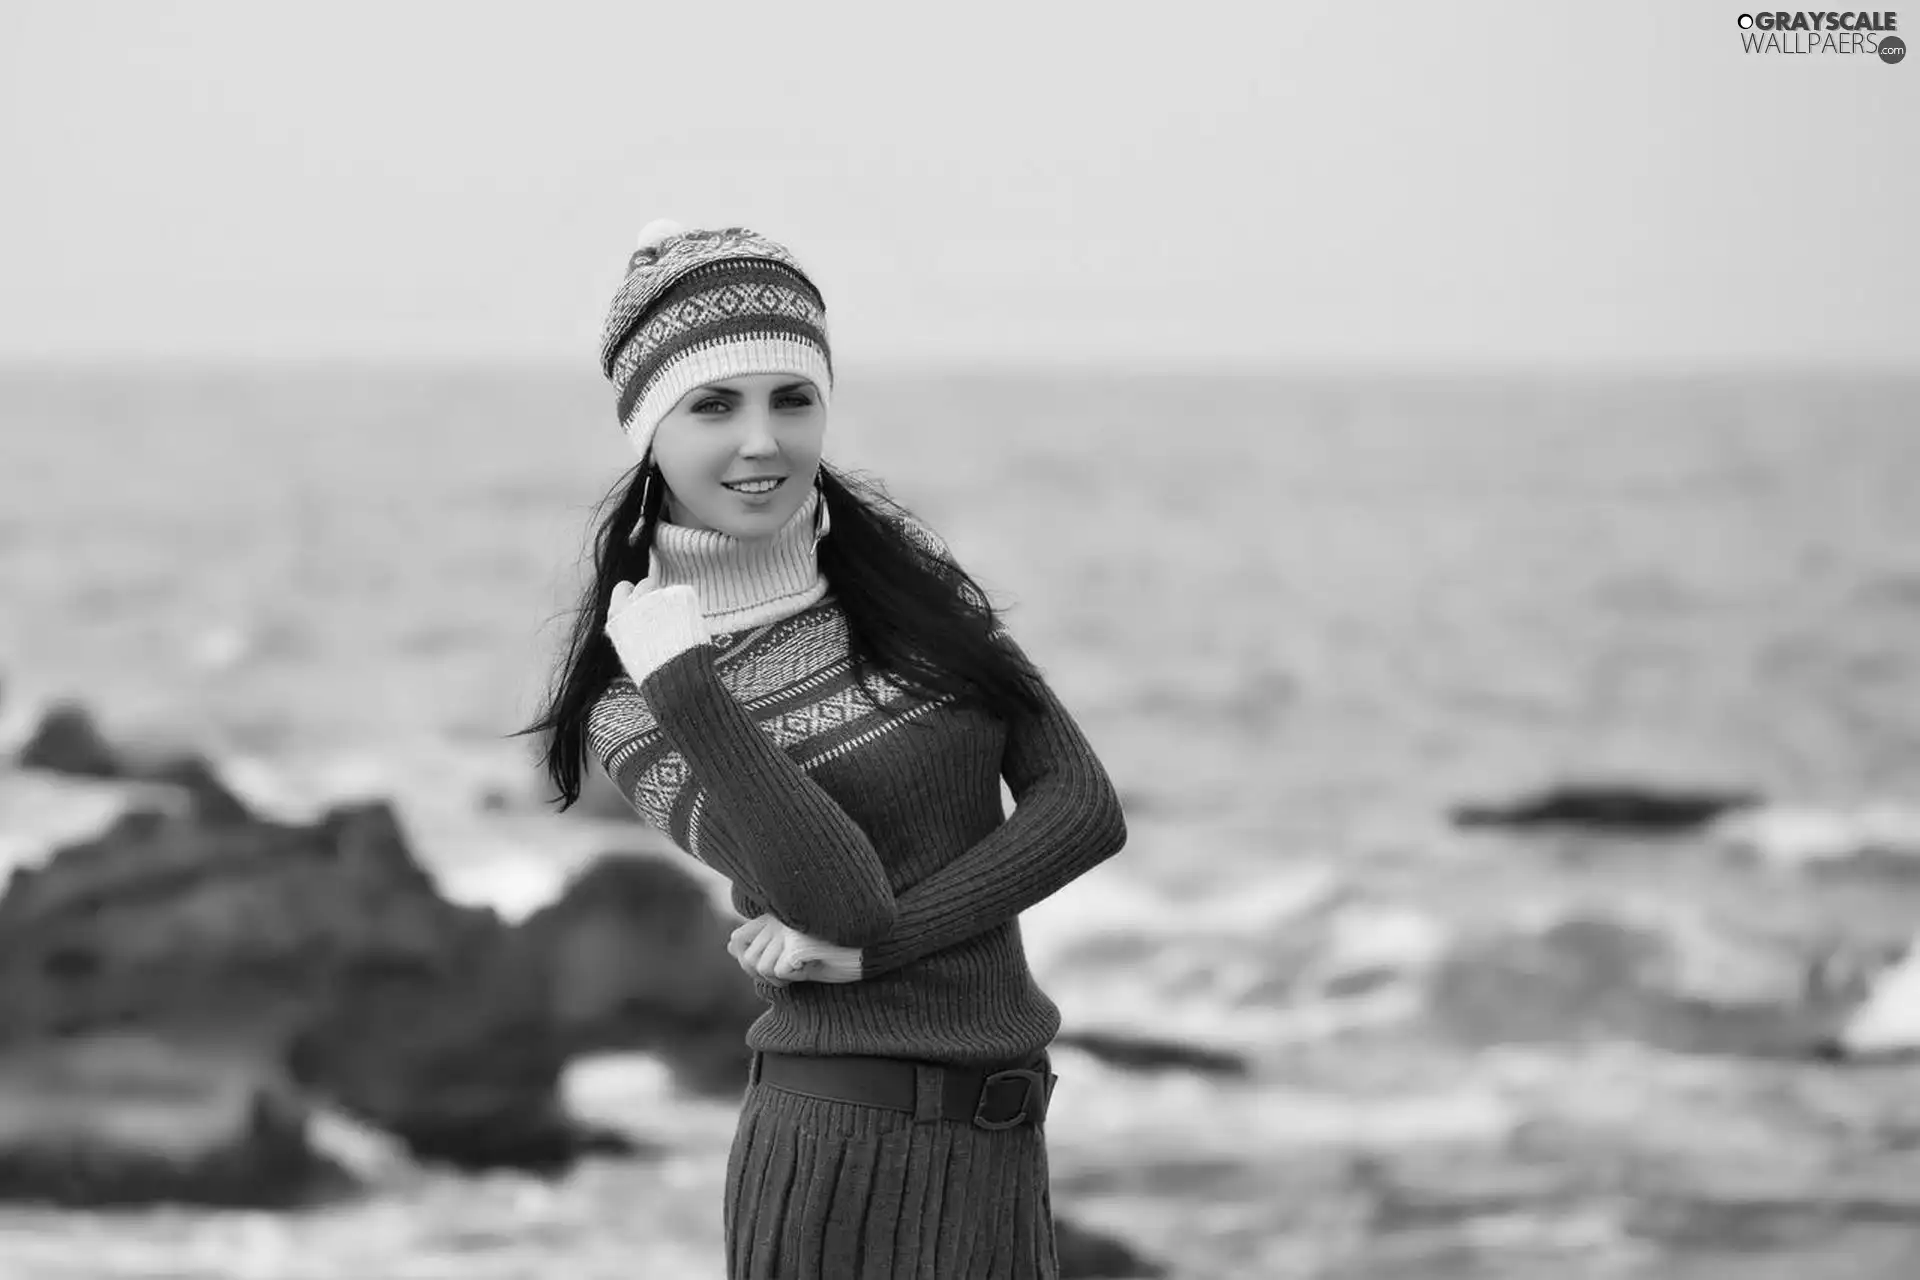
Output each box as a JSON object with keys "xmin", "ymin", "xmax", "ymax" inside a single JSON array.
[{"xmin": 598, "ymin": 219, "xmax": 834, "ymax": 464}]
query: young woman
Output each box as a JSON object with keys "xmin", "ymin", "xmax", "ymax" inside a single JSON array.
[{"xmin": 525, "ymin": 220, "xmax": 1128, "ymax": 1279}]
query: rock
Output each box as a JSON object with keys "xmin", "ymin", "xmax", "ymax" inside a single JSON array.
[
  {"xmin": 0, "ymin": 1032, "xmax": 348, "ymax": 1207},
  {"xmin": 124, "ymin": 752, "xmax": 254, "ymax": 827},
  {"xmin": 1451, "ymin": 784, "xmax": 1761, "ymax": 833},
  {"xmin": 283, "ymin": 924, "xmax": 579, "ymax": 1173},
  {"xmin": 0, "ymin": 769, "xmax": 187, "ymax": 876},
  {"xmin": 1051, "ymin": 1029, "xmax": 1250, "ymax": 1078},
  {"xmin": 16, "ymin": 702, "xmax": 120, "ymax": 778},
  {"xmin": 0, "ymin": 799, "xmax": 580, "ymax": 1172},
  {"xmin": 13, "ymin": 700, "xmax": 252, "ymax": 825},
  {"xmin": 1055, "ymin": 1213, "xmax": 1168, "ymax": 1278},
  {"xmin": 519, "ymin": 854, "xmax": 762, "ymax": 1097}
]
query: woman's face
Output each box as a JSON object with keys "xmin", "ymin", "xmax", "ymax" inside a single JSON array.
[{"xmin": 650, "ymin": 373, "xmax": 826, "ymax": 537}]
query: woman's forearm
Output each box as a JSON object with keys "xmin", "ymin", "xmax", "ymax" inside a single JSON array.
[{"xmin": 606, "ymin": 583, "xmax": 896, "ymax": 947}]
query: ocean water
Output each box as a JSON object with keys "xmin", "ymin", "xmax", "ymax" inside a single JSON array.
[{"xmin": 1, "ymin": 364, "xmax": 1918, "ymax": 1278}]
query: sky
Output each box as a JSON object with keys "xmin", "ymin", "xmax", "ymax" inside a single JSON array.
[{"xmin": 3, "ymin": 0, "xmax": 1915, "ymax": 373}]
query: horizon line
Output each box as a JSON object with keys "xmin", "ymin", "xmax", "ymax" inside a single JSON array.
[{"xmin": 2, "ymin": 353, "xmax": 1917, "ymax": 382}]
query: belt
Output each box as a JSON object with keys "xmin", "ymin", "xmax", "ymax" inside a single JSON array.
[{"xmin": 749, "ymin": 1049, "xmax": 1058, "ymax": 1131}]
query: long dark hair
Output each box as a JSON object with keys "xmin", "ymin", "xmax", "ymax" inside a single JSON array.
[{"xmin": 516, "ymin": 458, "xmax": 1049, "ymax": 811}]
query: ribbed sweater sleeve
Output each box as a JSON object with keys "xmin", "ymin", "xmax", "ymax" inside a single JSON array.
[
  {"xmin": 857, "ymin": 637, "xmax": 1128, "ymax": 977},
  {"xmin": 606, "ymin": 583, "xmax": 898, "ymax": 948}
]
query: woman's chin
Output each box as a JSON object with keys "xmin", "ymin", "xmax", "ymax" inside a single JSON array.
[{"xmin": 701, "ymin": 495, "xmax": 795, "ymax": 538}]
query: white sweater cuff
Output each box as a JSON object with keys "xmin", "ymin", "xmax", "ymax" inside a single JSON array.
[{"xmin": 605, "ymin": 583, "xmax": 711, "ymax": 686}]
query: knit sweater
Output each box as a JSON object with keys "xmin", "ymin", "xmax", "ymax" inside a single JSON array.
[{"xmin": 586, "ymin": 488, "xmax": 1128, "ymax": 1066}]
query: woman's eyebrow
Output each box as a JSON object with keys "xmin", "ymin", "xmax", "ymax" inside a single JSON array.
[{"xmin": 697, "ymin": 382, "xmax": 812, "ymax": 398}]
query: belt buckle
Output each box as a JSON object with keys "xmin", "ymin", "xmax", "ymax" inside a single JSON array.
[{"xmin": 973, "ymin": 1066, "xmax": 1051, "ymax": 1131}]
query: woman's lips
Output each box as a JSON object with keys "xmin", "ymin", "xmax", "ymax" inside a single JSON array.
[{"xmin": 723, "ymin": 477, "xmax": 786, "ymax": 495}]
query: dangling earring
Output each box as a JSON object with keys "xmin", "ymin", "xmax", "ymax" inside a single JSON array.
[
  {"xmin": 812, "ymin": 476, "xmax": 831, "ymax": 545},
  {"xmin": 627, "ymin": 466, "xmax": 655, "ymax": 547}
]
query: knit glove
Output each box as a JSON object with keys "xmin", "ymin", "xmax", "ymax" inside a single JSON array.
[{"xmin": 604, "ymin": 578, "xmax": 712, "ymax": 686}]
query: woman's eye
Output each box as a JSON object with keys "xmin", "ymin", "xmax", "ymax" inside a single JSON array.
[{"xmin": 691, "ymin": 395, "xmax": 811, "ymax": 414}]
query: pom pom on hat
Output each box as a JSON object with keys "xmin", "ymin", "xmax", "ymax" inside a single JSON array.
[
  {"xmin": 634, "ymin": 218, "xmax": 687, "ymax": 252},
  {"xmin": 625, "ymin": 218, "xmax": 689, "ymax": 275}
]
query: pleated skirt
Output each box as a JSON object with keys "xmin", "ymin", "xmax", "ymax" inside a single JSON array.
[{"xmin": 722, "ymin": 1076, "xmax": 1059, "ymax": 1280}]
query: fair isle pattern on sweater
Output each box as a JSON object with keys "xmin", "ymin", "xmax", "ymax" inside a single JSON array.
[
  {"xmin": 591, "ymin": 507, "xmax": 995, "ymax": 851},
  {"xmin": 586, "ymin": 605, "xmax": 948, "ymax": 864},
  {"xmin": 589, "ymin": 508, "xmax": 1127, "ymax": 1066}
]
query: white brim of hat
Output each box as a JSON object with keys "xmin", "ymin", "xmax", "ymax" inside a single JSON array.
[{"xmin": 621, "ymin": 337, "xmax": 833, "ymax": 462}]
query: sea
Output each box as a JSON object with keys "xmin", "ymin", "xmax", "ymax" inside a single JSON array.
[{"xmin": 1, "ymin": 363, "xmax": 1918, "ymax": 1278}]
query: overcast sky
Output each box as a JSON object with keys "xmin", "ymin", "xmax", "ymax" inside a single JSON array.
[{"xmin": 4, "ymin": 0, "xmax": 1914, "ymax": 372}]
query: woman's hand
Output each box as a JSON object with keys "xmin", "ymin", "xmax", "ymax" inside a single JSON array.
[
  {"xmin": 604, "ymin": 579, "xmax": 709, "ymax": 686},
  {"xmin": 607, "ymin": 577, "xmax": 660, "ymax": 621},
  {"xmin": 728, "ymin": 913, "xmax": 864, "ymax": 987}
]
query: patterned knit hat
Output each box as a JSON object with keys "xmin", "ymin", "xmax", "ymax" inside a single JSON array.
[{"xmin": 599, "ymin": 219, "xmax": 834, "ymax": 464}]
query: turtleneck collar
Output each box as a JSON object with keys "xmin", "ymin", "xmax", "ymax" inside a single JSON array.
[{"xmin": 646, "ymin": 484, "xmax": 829, "ymax": 633}]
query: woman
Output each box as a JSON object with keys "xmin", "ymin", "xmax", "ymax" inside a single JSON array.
[{"xmin": 524, "ymin": 220, "xmax": 1128, "ymax": 1279}]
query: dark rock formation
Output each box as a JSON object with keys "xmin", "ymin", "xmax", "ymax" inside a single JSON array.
[
  {"xmin": 519, "ymin": 854, "xmax": 763, "ymax": 1097},
  {"xmin": 0, "ymin": 799, "xmax": 582, "ymax": 1173},
  {"xmin": 14, "ymin": 700, "xmax": 251, "ymax": 825},
  {"xmin": 1052, "ymin": 1029, "xmax": 1250, "ymax": 1078},
  {"xmin": 1450, "ymin": 783, "xmax": 1762, "ymax": 833},
  {"xmin": 16, "ymin": 702, "xmax": 121, "ymax": 779},
  {"xmin": 0, "ymin": 1032, "xmax": 349, "ymax": 1207},
  {"xmin": 0, "ymin": 733, "xmax": 770, "ymax": 1192}
]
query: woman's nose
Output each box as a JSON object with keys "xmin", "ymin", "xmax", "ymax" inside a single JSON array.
[{"xmin": 739, "ymin": 412, "xmax": 779, "ymax": 455}]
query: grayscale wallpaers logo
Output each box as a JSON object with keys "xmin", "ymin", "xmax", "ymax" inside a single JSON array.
[{"xmin": 1737, "ymin": 10, "xmax": 1904, "ymax": 59}]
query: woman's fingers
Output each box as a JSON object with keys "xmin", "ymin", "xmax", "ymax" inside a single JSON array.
[
  {"xmin": 608, "ymin": 580, "xmax": 634, "ymax": 614},
  {"xmin": 753, "ymin": 930, "xmax": 793, "ymax": 980},
  {"xmin": 729, "ymin": 915, "xmax": 813, "ymax": 989},
  {"xmin": 729, "ymin": 914, "xmax": 776, "ymax": 959},
  {"xmin": 736, "ymin": 931, "xmax": 788, "ymax": 987},
  {"xmin": 743, "ymin": 928, "xmax": 779, "ymax": 970},
  {"xmin": 776, "ymin": 936, "xmax": 820, "ymax": 977},
  {"xmin": 725, "ymin": 916, "xmax": 840, "ymax": 986}
]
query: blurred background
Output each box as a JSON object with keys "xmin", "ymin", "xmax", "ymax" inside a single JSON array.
[{"xmin": 2, "ymin": 1, "xmax": 1918, "ymax": 1277}]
